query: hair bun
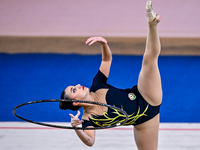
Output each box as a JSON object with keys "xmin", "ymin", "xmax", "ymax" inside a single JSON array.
[
  {"xmin": 59, "ymin": 101, "xmax": 69, "ymax": 110},
  {"xmin": 59, "ymin": 101, "xmax": 81, "ymax": 111}
]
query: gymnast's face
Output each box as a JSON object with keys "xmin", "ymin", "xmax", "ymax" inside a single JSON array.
[{"xmin": 64, "ymin": 84, "xmax": 90, "ymax": 100}]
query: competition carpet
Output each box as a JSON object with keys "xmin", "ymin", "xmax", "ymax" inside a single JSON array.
[{"xmin": 0, "ymin": 53, "xmax": 199, "ymax": 123}]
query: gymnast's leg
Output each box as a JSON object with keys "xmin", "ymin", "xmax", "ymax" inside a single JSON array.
[
  {"xmin": 134, "ymin": 1, "xmax": 162, "ymax": 150},
  {"xmin": 138, "ymin": 1, "xmax": 162, "ymax": 106}
]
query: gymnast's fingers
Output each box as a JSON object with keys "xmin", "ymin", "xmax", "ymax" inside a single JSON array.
[
  {"xmin": 86, "ymin": 37, "xmax": 107, "ymax": 45},
  {"xmin": 69, "ymin": 113, "xmax": 75, "ymax": 118},
  {"xmin": 75, "ymin": 110, "xmax": 81, "ymax": 117},
  {"xmin": 85, "ymin": 37, "xmax": 99, "ymax": 45},
  {"xmin": 85, "ymin": 37, "xmax": 93, "ymax": 45},
  {"xmin": 85, "ymin": 37, "xmax": 96, "ymax": 45}
]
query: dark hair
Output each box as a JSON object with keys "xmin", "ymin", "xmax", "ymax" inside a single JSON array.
[{"xmin": 59, "ymin": 90, "xmax": 81, "ymax": 111}]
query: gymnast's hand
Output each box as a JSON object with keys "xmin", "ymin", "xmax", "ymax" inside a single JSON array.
[
  {"xmin": 69, "ymin": 110, "xmax": 84, "ymax": 127},
  {"xmin": 85, "ymin": 37, "xmax": 107, "ymax": 46}
]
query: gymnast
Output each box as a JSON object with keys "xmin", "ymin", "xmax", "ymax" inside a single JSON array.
[{"xmin": 59, "ymin": 1, "xmax": 162, "ymax": 149}]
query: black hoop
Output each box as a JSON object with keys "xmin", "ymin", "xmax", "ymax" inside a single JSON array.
[{"xmin": 13, "ymin": 99, "xmax": 128, "ymax": 130}]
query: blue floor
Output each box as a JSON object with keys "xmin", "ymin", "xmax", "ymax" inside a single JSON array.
[{"xmin": 0, "ymin": 53, "xmax": 200, "ymax": 123}]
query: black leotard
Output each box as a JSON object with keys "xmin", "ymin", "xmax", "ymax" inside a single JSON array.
[{"xmin": 82, "ymin": 70, "xmax": 160, "ymax": 128}]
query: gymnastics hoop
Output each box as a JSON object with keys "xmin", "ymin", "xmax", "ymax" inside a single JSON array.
[{"xmin": 13, "ymin": 99, "xmax": 129, "ymax": 130}]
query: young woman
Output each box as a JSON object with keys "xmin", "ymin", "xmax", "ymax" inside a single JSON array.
[{"xmin": 59, "ymin": 1, "xmax": 162, "ymax": 149}]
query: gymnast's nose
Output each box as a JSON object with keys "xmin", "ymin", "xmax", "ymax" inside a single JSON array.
[{"xmin": 76, "ymin": 84, "xmax": 81, "ymax": 89}]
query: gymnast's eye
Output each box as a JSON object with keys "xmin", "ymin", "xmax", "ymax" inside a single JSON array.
[{"xmin": 73, "ymin": 88, "xmax": 76, "ymax": 93}]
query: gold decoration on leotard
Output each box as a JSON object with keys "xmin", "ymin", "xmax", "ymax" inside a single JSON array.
[
  {"xmin": 124, "ymin": 105, "xmax": 149, "ymax": 125},
  {"xmin": 89, "ymin": 105, "xmax": 149, "ymax": 127}
]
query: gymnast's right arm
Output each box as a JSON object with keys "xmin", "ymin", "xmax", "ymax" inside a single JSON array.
[{"xmin": 69, "ymin": 111, "xmax": 95, "ymax": 147}]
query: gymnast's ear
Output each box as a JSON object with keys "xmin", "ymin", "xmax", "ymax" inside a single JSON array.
[{"xmin": 72, "ymin": 102, "xmax": 80, "ymax": 106}]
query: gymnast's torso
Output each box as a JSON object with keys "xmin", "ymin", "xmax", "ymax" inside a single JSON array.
[{"xmin": 82, "ymin": 70, "xmax": 160, "ymax": 128}]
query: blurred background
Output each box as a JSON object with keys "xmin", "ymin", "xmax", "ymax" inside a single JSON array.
[{"xmin": 0, "ymin": 0, "xmax": 200, "ymax": 123}]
